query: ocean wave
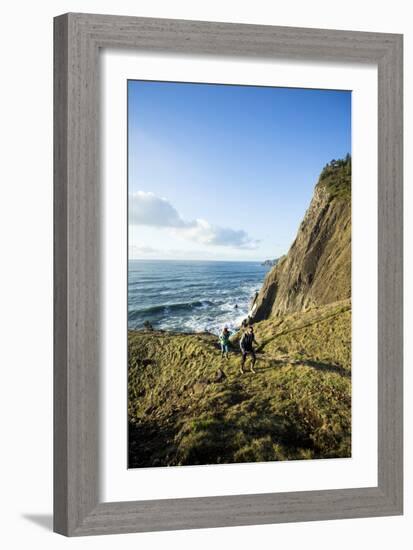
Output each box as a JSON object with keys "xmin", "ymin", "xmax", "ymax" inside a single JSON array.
[
  {"xmin": 127, "ymin": 261, "xmax": 266, "ymax": 334},
  {"xmin": 128, "ymin": 300, "xmax": 215, "ymax": 320}
]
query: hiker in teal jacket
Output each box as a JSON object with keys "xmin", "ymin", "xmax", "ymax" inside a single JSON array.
[{"xmin": 219, "ymin": 326, "xmax": 232, "ymax": 359}]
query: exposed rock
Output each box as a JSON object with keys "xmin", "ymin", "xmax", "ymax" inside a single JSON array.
[
  {"xmin": 261, "ymin": 257, "xmax": 282, "ymax": 267},
  {"xmin": 143, "ymin": 320, "xmax": 154, "ymax": 331},
  {"xmin": 251, "ymin": 156, "xmax": 351, "ymax": 322},
  {"xmin": 212, "ymin": 368, "xmax": 226, "ymax": 383}
]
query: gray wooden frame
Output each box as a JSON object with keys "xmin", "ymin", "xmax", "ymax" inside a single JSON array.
[{"xmin": 54, "ymin": 13, "xmax": 403, "ymax": 536}]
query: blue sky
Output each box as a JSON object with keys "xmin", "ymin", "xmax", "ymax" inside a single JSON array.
[{"xmin": 128, "ymin": 80, "xmax": 351, "ymax": 261}]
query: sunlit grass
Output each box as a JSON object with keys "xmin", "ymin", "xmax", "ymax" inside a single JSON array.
[{"xmin": 128, "ymin": 299, "xmax": 351, "ymax": 467}]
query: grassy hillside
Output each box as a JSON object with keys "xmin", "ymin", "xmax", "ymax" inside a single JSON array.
[{"xmin": 128, "ymin": 299, "xmax": 351, "ymax": 468}]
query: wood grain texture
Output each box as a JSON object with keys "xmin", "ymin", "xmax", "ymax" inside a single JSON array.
[
  {"xmin": 53, "ymin": 14, "xmax": 69, "ymax": 536},
  {"xmin": 53, "ymin": 13, "xmax": 403, "ymax": 536},
  {"xmin": 377, "ymin": 32, "xmax": 403, "ymax": 508}
]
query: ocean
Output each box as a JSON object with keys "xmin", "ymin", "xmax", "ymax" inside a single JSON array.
[{"xmin": 128, "ymin": 260, "xmax": 268, "ymax": 335}]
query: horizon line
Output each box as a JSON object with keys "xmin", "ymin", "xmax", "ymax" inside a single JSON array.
[{"xmin": 128, "ymin": 258, "xmax": 271, "ymax": 263}]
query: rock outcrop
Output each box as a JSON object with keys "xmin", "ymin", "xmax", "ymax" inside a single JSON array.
[{"xmin": 251, "ymin": 156, "xmax": 351, "ymax": 322}]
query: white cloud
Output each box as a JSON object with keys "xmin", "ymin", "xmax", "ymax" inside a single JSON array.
[
  {"xmin": 129, "ymin": 191, "xmax": 258, "ymax": 250},
  {"xmin": 129, "ymin": 191, "xmax": 185, "ymax": 228},
  {"xmin": 179, "ymin": 218, "xmax": 258, "ymax": 249}
]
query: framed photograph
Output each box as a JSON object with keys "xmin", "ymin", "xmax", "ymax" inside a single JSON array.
[{"xmin": 54, "ymin": 13, "xmax": 403, "ymax": 536}]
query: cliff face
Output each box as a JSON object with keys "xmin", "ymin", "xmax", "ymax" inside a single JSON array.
[{"xmin": 251, "ymin": 157, "xmax": 351, "ymax": 322}]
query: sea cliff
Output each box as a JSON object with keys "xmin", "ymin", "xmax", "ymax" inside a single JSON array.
[{"xmin": 251, "ymin": 156, "xmax": 351, "ymax": 321}]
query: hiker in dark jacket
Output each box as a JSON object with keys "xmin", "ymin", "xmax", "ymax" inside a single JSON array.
[{"xmin": 239, "ymin": 325, "xmax": 258, "ymax": 374}]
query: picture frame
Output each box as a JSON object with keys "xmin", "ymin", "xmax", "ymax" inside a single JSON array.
[{"xmin": 53, "ymin": 13, "xmax": 403, "ymax": 536}]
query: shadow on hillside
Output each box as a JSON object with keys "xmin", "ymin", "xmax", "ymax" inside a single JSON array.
[
  {"xmin": 128, "ymin": 419, "xmax": 178, "ymax": 469},
  {"xmin": 303, "ymin": 359, "xmax": 350, "ymax": 378},
  {"xmin": 128, "ymin": 362, "xmax": 351, "ymax": 468},
  {"xmin": 257, "ymin": 307, "xmax": 351, "ymax": 350},
  {"xmin": 259, "ymin": 357, "xmax": 350, "ymax": 378},
  {"xmin": 209, "ymin": 340, "xmax": 349, "ymax": 380},
  {"xmin": 128, "ymin": 403, "xmax": 314, "ymax": 468}
]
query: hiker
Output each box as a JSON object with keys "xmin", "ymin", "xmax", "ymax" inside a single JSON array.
[
  {"xmin": 241, "ymin": 315, "xmax": 253, "ymax": 329},
  {"xmin": 240, "ymin": 325, "xmax": 259, "ymax": 374},
  {"xmin": 219, "ymin": 326, "xmax": 232, "ymax": 359}
]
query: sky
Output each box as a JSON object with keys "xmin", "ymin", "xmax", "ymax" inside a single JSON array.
[{"xmin": 128, "ymin": 80, "xmax": 351, "ymax": 261}]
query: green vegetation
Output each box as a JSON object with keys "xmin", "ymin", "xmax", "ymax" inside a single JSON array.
[
  {"xmin": 319, "ymin": 153, "xmax": 351, "ymax": 201},
  {"xmin": 128, "ymin": 156, "xmax": 352, "ymax": 468},
  {"xmin": 128, "ymin": 300, "xmax": 351, "ymax": 467}
]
